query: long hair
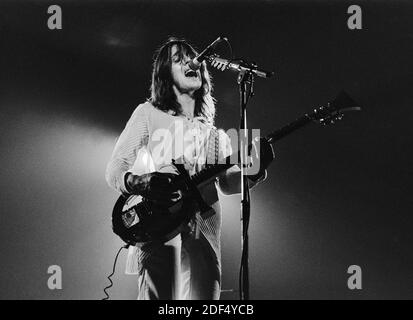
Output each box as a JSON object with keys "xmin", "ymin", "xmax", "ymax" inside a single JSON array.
[{"xmin": 149, "ymin": 37, "xmax": 216, "ymax": 125}]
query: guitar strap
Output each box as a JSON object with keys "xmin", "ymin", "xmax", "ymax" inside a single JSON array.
[
  {"xmin": 215, "ymin": 129, "xmax": 219, "ymax": 164},
  {"xmin": 185, "ymin": 127, "xmax": 220, "ymax": 239},
  {"xmin": 205, "ymin": 127, "xmax": 220, "ymax": 165}
]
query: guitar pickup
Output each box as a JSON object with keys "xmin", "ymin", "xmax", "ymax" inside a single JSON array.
[{"xmin": 122, "ymin": 207, "xmax": 140, "ymax": 228}]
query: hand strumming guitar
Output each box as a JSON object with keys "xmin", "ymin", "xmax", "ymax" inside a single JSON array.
[{"xmin": 124, "ymin": 172, "xmax": 181, "ymax": 206}]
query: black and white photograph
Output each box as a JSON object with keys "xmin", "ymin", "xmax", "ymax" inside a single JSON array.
[{"xmin": 0, "ymin": 0, "xmax": 412, "ymax": 304}]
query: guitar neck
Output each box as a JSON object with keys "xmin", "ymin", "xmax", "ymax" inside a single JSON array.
[
  {"xmin": 191, "ymin": 91, "xmax": 360, "ymax": 187},
  {"xmin": 266, "ymin": 114, "xmax": 312, "ymax": 143},
  {"xmin": 191, "ymin": 113, "xmax": 314, "ymax": 186}
]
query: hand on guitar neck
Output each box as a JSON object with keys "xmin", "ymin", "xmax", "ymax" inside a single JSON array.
[{"xmin": 246, "ymin": 137, "xmax": 275, "ymax": 182}]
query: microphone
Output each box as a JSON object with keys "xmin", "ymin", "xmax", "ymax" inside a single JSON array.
[
  {"xmin": 189, "ymin": 37, "xmax": 226, "ymax": 71},
  {"xmin": 210, "ymin": 57, "xmax": 274, "ymax": 79}
]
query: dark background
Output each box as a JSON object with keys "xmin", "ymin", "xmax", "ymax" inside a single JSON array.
[{"xmin": 0, "ymin": 0, "xmax": 412, "ymax": 299}]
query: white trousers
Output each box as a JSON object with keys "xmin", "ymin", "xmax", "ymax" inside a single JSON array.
[{"xmin": 136, "ymin": 232, "xmax": 221, "ymax": 300}]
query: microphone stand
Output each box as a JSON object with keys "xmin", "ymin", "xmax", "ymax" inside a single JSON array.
[
  {"xmin": 237, "ymin": 68, "xmax": 254, "ymax": 301},
  {"xmin": 206, "ymin": 48, "xmax": 273, "ymax": 300}
]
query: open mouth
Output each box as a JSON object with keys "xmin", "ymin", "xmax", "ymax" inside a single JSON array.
[{"xmin": 185, "ymin": 70, "xmax": 198, "ymax": 78}]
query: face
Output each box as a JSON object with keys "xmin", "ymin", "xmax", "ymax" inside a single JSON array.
[{"xmin": 170, "ymin": 44, "xmax": 202, "ymax": 95}]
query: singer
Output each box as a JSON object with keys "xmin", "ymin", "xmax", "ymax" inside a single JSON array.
[{"xmin": 106, "ymin": 37, "xmax": 274, "ymax": 300}]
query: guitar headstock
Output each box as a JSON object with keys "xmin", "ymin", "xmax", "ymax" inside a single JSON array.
[{"xmin": 310, "ymin": 91, "xmax": 361, "ymax": 125}]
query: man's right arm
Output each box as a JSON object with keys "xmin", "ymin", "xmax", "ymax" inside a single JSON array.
[
  {"xmin": 105, "ymin": 103, "xmax": 181, "ymax": 205},
  {"xmin": 105, "ymin": 103, "xmax": 150, "ymax": 194}
]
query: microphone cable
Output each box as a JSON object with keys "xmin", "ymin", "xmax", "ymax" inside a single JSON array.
[{"xmin": 102, "ymin": 245, "xmax": 129, "ymax": 300}]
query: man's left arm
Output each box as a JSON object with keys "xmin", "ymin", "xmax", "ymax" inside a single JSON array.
[{"xmin": 217, "ymin": 136, "xmax": 275, "ymax": 195}]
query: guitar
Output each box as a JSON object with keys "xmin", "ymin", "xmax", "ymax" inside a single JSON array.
[{"xmin": 111, "ymin": 91, "xmax": 361, "ymax": 246}]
